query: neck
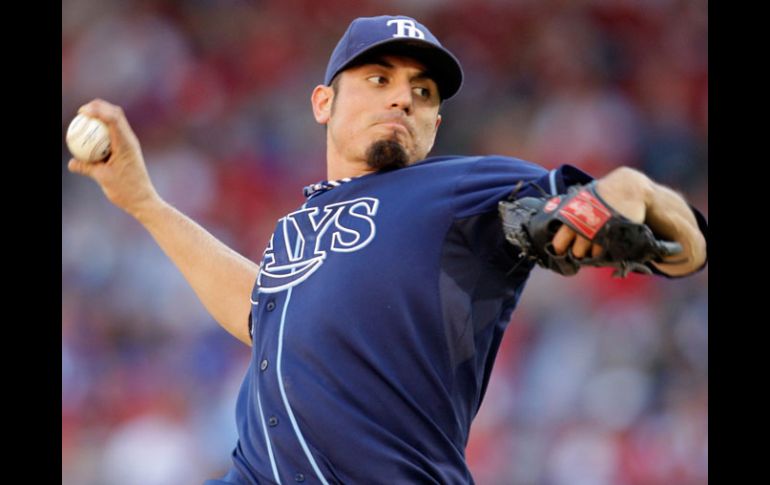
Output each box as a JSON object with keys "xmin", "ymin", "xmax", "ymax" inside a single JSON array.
[
  {"xmin": 326, "ymin": 163, "xmax": 373, "ymax": 180},
  {"xmin": 326, "ymin": 141, "xmax": 375, "ymax": 180}
]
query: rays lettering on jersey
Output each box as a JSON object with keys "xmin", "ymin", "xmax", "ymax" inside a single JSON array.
[{"xmin": 257, "ymin": 197, "xmax": 379, "ymax": 292}]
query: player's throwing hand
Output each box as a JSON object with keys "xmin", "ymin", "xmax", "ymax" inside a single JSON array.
[{"xmin": 68, "ymin": 99, "xmax": 161, "ymax": 219}]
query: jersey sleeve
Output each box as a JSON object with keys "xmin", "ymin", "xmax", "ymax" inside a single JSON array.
[
  {"xmin": 453, "ymin": 159, "xmax": 594, "ymax": 219},
  {"xmin": 512, "ymin": 163, "xmax": 595, "ymax": 199},
  {"xmin": 448, "ymin": 158, "xmax": 593, "ymax": 281}
]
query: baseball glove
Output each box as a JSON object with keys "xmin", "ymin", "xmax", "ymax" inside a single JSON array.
[{"xmin": 498, "ymin": 181, "xmax": 682, "ymax": 278}]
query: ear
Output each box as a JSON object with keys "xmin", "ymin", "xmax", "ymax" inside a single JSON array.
[
  {"xmin": 311, "ymin": 85, "xmax": 334, "ymax": 124},
  {"xmin": 435, "ymin": 114, "xmax": 442, "ymax": 131}
]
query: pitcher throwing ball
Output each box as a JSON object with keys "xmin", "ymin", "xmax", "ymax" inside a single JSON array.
[{"xmin": 68, "ymin": 15, "xmax": 707, "ymax": 485}]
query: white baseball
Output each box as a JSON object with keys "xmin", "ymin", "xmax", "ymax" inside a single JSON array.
[{"xmin": 66, "ymin": 114, "xmax": 112, "ymax": 163}]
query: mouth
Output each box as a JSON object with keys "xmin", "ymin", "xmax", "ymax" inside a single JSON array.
[
  {"xmin": 378, "ymin": 122, "xmax": 410, "ymax": 134},
  {"xmin": 375, "ymin": 121, "xmax": 414, "ymax": 145},
  {"xmin": 372, "ymin": 114, "xmax": 412, "ymax": 136}
]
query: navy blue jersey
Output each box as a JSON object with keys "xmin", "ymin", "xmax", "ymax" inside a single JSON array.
[{"xmin": 210, "ymin": 155, "xmax": 598, "ymax": 485}]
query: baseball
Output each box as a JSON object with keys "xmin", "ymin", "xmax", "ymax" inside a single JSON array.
[{"xmin": 66, "ymin": 114, "xmax": 111, "ymax": 163}]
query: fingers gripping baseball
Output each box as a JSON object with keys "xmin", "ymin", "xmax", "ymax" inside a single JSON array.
[{"xmin": 67, "ymin": 99, "xmax": 160, "ymax": 217}]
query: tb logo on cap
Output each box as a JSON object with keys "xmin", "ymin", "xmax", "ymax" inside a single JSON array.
[{"xmin": 387, "ymin": 19, "xmax": 425, "ymax": 40}]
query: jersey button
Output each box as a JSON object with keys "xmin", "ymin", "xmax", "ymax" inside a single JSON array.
[
  {"xmin": 266, "ymin": 300, "xmax": 276, "ymax": 311},
  {"xmin": 260, "ymin": 359, "xmax": 269, "ymax": 371},
  {"xmin": 294, "ymin": 473, "xmax": 305, "ymax": 482},
  {"xmin": 268, "ymin": 416, "xmax": 278, "ymax": 427}
]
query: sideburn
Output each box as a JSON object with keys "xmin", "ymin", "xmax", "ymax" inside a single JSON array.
[{"xmin": 329, "ymin": 76, "xmax": 341, "ymax": 118}]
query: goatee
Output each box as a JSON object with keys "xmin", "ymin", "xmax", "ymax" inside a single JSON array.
[{"xmin": 365, "ymin": 140, "xmax": 409, "ymax": 172}]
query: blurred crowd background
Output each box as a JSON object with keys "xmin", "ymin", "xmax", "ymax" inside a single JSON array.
[{"xmin": 62, "ymin": 0, "xmax": 707, "ymax": 484}]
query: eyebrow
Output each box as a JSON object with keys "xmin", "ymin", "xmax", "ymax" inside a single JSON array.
[{"xmin": 367, "ymin": 57, "xmax": 434, "ymax": 83}]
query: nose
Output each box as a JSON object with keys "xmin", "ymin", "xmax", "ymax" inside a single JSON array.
[{"xmin": 389, "ymin": 79, "xmax": 413, "ymax": 115}]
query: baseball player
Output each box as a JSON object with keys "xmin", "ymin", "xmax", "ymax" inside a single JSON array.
[{"xmin": 67, "ymin": 15, "xmax": 707, "ymax": 485}]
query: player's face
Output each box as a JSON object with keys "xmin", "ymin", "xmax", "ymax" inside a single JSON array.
[{"xmin": 322, "ymin": 55, "xmax": 442, "ymax": 169}]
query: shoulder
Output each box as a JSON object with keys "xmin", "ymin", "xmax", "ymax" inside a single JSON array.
[{"xmin": 414, "ymin": 154, "xmax": 547, "ymax": 175}]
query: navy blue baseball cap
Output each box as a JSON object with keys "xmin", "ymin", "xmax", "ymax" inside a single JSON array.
[{"xmin": 324, "ymin": 15, "xmax": 464, "ymax": 100}]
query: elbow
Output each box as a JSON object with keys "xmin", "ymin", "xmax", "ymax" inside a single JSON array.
[
  {"xmin": 690, "ymin": 229, "xmax": 708, "ymax": 270},
  {"xmin": 654, "ymin": 221, "xmax": 708, "ymax": 277}
]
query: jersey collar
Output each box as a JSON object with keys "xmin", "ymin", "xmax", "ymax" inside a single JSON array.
[{"xmin": 303, "ymin": 177, "xmax": 356, "ymax": 199}]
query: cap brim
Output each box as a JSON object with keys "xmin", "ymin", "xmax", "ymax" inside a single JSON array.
[{"xmin": 330, "ymin": 38, "xmax": 463, "ymax": 101}]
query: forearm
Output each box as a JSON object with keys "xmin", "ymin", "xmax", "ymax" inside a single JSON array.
[
  {"xmin": 643, "ymin": 181, "xmax": 707, "ymax": 276},
  {"xmin": 135, "ymin": 197, "xmax": 259, "ymax": 346},
  {"xmin": 596, "ymin": 167, "xmax": 707, "ymax": 277}
]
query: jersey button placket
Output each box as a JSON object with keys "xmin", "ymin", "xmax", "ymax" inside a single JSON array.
[{"xmin": 259, "ymin": 298, "xmax": 275, "ymax": 373}]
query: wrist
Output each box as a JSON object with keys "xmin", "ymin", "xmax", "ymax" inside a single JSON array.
[{"xmin": 130, "ymin": 192, "xmax": 167, "ymax": 224}]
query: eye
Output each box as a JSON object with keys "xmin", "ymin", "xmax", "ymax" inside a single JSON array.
[
  {"xmin": 413, "ymin": 86, "xmax": 431, "ymax": 98},
  {"xmin": 367, "ymin": 75, "xmax": 387, "ymax": 85}
]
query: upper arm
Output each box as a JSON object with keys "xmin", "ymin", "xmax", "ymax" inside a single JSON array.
[
  {"xmin": 452, "ymin": 159, "xmax": 593, "ymax": 220},
  {"xmin": 513, "ymin": 164, "xmax": 595, "ymax": 199}
]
